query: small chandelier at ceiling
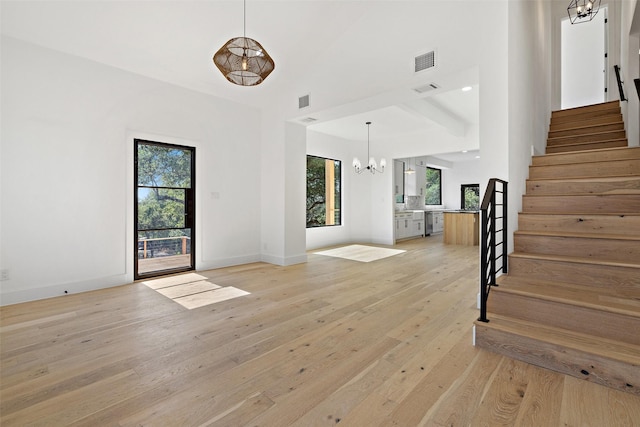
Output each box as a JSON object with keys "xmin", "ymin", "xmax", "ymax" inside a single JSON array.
[
  {"xmin": 567, "ymin": 0, "xmax": 601, "ymax": 24},
  {"xmin": 213, "ymin": 0, "xmax": 275, "ymax": 86},
  {"xmin": 353, "ymin": 122, "xmax": 386, "ymax": 175}
]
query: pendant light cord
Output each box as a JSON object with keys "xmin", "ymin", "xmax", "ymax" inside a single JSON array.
[
  {"xmin": 366, "ymin": 121, "xmax": 371, "ymax": 162},
  {"xmin": 243, "ymin": 0, "xmax": 246, "ymax": 38}
]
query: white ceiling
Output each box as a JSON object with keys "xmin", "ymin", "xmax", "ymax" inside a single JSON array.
[{"xmin": 1, "ymin": 0, "xmax": 480, "ymax": 162}]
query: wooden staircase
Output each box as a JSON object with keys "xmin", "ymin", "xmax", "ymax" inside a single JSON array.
[{"xmin": 475, "ymin": 101, "xmax": 640, "ymax": 396}]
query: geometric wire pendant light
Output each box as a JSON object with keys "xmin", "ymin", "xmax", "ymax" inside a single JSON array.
[
  {"xmin": 213, "ymin": 0, "xmax": 275, "ymax": 86},
  {"xmin": 567, "ymin": 0, "xmax": 601, "ymax": 24}
]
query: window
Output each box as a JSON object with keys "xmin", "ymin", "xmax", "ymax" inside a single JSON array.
[
  {"xmin": 461, "ymin": 184, "xmax": 480, "ymax": 211},
  {"xmin": 306, "ymin": 155, "xmax": 341, "ymax": 228},
  {"xmin": 425, "ymin": 167, "xmax": 442, "ymax": 205}
]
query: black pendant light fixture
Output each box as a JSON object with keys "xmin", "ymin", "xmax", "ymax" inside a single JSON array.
[
  {"xmin": 353, "ymin": 122, "xmax": 386, "ymax": 175},
  {"xmin": 213, "ymin": 0, "xmax": 275, "ymax": 86},
  {"xmin": 567, "ymin": 0, "xmax": 601, "ymax": 24}
]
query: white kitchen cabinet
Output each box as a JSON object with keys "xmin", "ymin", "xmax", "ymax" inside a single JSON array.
[
  {"xmin": 403, "ymin": 158, "xmax": 427, "ymax": 197},
  {"xmin": 432, "ymin": 211, "xmax": 444, "ymax": 233},
  {"xmin": 415, "ymin": 160, "xmax": 426, "ymax": 197},
  {"xmin": 411, "ymin": 219, "xmax": 424, "ymax": 236},
  {"xmin": 394, "ymin": 160, "xmax": 405, "ymax": 203},
  {"xmin": 395, "ymin": 211, "xmax": 424, "ymax": 240}
]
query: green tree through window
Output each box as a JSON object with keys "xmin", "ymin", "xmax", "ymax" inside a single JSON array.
[
  {"xmin": 461, "ymin": 184, "xmax": 480, "ymax": 210},
  {"xmin": 306, "ymin": 155, "xmax": 341, "ymax": 228},
  {"xmin": 425, "ymin": 167, "xmax": 442, "ymax": 205}
]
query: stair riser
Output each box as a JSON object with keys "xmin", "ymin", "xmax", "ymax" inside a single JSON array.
[
  {"xmin": 546, "ymin": 140, "xmax": 628, "ymax": 154},
  {"xmin": 549, "ymin": 113, "xmax": 623, "ymax": 132},
  {"xmin": 507, "ymin": 257, "xmax": 640, "ymax": 291},
  {"xmin": 551, "ymin": 101, "xmax": 620, "ymax": 119},
  {"xmin": 548, "ymin": 131, "xmax": 627, "ymax": 146},
  {"xmin": 526, "ymin": 177, "xmax": 640, "ymax": 196},
  {"xmin": 528, "ymin": 159, "xmax": 640, "ymax": 179},
  {"xmin": 487, "ymin": 292, "xmax": 640, "ymax": 346},
  {"xmin": 532, "ymin": 147, "xmax": 640, "ymax": 166},
  {"xmin": 475, "ymin": 324, "xmax": 640, "ymax": 396},
  {"xmin": 518, "ymin": 214, "xmax": 640, "ymax": 236},
  {"xmin": 514, "ymin": 235, "xmax": 640, "ymax": 264},
  {"xmin": 522, "ymin": 195, "xmax": 640, "ymax": 214},
  {"xmin": 549, "ymin": 123, "xmax": 624, "ymax": 139}
]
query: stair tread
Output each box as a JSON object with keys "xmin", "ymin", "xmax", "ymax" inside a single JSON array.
[
  {"xmin": 548, "ymin": 121, "xmax": 625, "ymax": 134},
  {"xmin": 527, "ymin": 176, "xmax": 640, "ymax": 183},
  {"xmin": 514, "ymin": 230, "xmax": 640, "ymax": 241},
  {"xmin": 535, "ymin": 145, "xmax": 637, "ymax": 159},
  {"xmin": 495, "ymin": 275, "xmax": 640, "ymax": 315},
  {"xmin": 547, "ymin": 140, "xmax": 628, "ymax": 149},
  {"xmin": 477, "ymin": 314, "xmax": 640, "ymax": 364},
  {"xmin": 509, "ymin": 251, "xmax": 640, "ymax": 269},
  {"xmin": 549, "ymin": 114, "xmax": 623, "ymax": 131},
  {"xmin": 518, "ymin": 211, "xmax": 640, "ymax": 216},
  {"xmin": 550, "ymin": 101, "xmax": 620, "ymax": 116},
  {"xmin": 548, "ymin": 130, "xmax": 626, "ymax": 141},
  {"xmin": 532, "ymin": 148, "xmax": 639, "ymax": 167},
  {"xmin": 523, "ymin": 190, "xmax": 640, "ymax": 195}
]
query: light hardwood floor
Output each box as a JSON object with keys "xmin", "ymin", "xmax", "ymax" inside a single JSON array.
[{"xmin": 1, "ymin": 237, "xmax": 639, "ymax": 426}]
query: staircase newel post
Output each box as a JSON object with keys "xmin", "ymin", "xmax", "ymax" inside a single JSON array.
[
  {"xmin": 490, "ymin": 188, "xmax": 497, "ymax": 287},
  {"xmin": 502, "ymin": 181, "xmax": 508, "ymax": 274},
  {"xmin": 479, "ymin": 202, "xmax": 489, "ymax": 322}
]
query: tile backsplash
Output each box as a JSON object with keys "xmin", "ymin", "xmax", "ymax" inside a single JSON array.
[{"xmin": 405, "ymin": 196, "xmax": 423, "ymax": 209}]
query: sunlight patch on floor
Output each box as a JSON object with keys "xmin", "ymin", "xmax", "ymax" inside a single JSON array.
[
  {"xmin": 314, "ymin": 244, "xmax": 406, "ymax": 263},
  {"xmin": 141, "ymin": 273, "xmax": 249, "ymax": 309}
]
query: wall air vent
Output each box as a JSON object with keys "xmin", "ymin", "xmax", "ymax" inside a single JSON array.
[
  {"xmin": 300, "ymin": 117, "xmax": 317, "ymax": 123},
  {"xmin": 413, "ymin": 83, "xmax": 440, "ymax": 94},
  {"xmin": 415, "ymin": 51, "xmax": 435, "ymax": 73},
  {"xmin": 298, "ymin": 94, "xmax": 310, "ymax": 109}
]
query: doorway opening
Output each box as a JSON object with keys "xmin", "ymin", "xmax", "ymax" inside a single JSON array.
[
  {"xmin": 134, "ymin": 139, "xmax": 195, "ymax": 279},
  {"xmin": 561, "ymin": 7, "xmax": 608, "ymax": 109}
]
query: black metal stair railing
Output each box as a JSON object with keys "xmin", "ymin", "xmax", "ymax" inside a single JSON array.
[
  {"xmin": 478, "ymin": 178, "xmax": 508, "ymax": 323},
  {"xmin": 614, "ymin": 65, "xmax": 627, "ymax": 102}
]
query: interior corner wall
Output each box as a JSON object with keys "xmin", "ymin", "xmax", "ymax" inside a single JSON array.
[
  {"xmin": 0, "ymin": 37, "xmax": 262, "ymax": 305},
  {"xmin": 477, "ymin": 2, "xmax": 509, "ymax": 238},
  {"xmin": 504, "ymin": 0, "xmax": 554, "ymax": 254},
  {"xmin": 621, "ymin": 0, "xmax": 640, "ymax": 146},
  {"xmin": 283, "ymin": 122, "xmax": 307, "ymax": 264},
  {"xmin": 305, "ymin": 130, "xmax": 373, "ymax": 250}
]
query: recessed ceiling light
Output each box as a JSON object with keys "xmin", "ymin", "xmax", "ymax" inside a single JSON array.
[
  {"xmin": 462, "ymin": 86, "xmax": 472, "ymax": 92},
  {"xmin": 475, "ymin": 155, "xmax": 480, "ymax": 159},
  {"xmin": 462, "ymin": 150, "xmax": 468, "ymax": 153}
]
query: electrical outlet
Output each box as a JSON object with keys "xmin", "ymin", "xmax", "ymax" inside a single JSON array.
[{"xmin": 0, "ymin": 269, "xmax": 9, "ymax": 281}]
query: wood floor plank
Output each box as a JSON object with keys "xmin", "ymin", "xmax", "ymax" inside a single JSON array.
[{"xmin": 1, "ymin": 237, "xmax": 639, "ymax": 426}]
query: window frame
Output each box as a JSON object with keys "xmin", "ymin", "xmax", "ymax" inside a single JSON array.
[
  {"xmin": 460, "ymin": 183, "xmax": 480, "ymax": 211},
  {"xmin": 306, "ymin": 155, "xmax": 342, "ymax": 228},
  {"xmin": 425, "ymin": 167, "xmax": 442, "ymax": 206}
]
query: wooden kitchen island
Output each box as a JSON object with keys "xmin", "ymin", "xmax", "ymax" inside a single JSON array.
[{"xmin": 443, "ymin": 211, "xmax": 479, "ymax": 246}]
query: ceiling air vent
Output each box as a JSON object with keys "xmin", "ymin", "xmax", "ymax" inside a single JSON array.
[
  {"xmin": 414, "ymin": 51, "xmax": 435, "ymax": 73},
  {"xmin": 298, "ymin": 94, "xmax": 310, "ymax": 109},
  {"xmin": 413, "ymin": 82, "xmax": 440, "ymax": 94},
  {"xmin": 300, "ymin": 117, "xmax": 317, "ymax": 123}
]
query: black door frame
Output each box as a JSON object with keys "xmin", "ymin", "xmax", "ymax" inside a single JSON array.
[{"xmin": 134, "ymin": 139, "xmax": 195, "ymax": 280}]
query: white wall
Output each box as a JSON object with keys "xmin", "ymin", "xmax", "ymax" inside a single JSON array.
[
  {"xmin": 442, "ymin": 159, "xmax": 482, "ymax": 209},
  {"xmin": 501, "ymin": 0, "xmax": 554, "ymax": 254},
  {"xmin": 0, "ymin": 37, "xmax": 262, "ymax": 305}
]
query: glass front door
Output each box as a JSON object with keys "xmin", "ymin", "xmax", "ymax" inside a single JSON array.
[{"xmin": 134, "ymin": 139, "xmax": 195, "ymax": 279}]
